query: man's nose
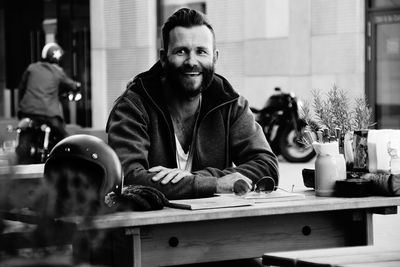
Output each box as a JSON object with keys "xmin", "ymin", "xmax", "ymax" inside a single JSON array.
[{"xmin": 185, "ymin": 51, "xmax": 198, "ymax": 66}]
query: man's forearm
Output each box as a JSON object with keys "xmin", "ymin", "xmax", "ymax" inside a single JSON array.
[{"xmin": 124, "ymin": 169, "xmax": 216, "ymax": 200}]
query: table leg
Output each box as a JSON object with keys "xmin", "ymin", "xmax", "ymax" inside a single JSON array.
[
  {"xmin": 126, "ymin": 228, "xmax": 141, "ymax": 267},
  {"xmin": 348, "ymin": 211, "xmax": 373, "ymax": 245}
]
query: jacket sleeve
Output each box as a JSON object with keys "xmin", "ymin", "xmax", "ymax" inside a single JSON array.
[
  {"xmin": 56, "ymin": 66, "xmax": 79, "ymax": 93},
  {"xmin": 193, "ymin": 96, "xmax": 280, "ymax": 186},
  {"xmin": 106, "ymin": 92, "xmax": 217, "ymax": 200}
]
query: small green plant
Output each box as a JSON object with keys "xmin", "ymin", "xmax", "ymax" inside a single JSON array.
[
  {"xmin": 300, "ymin": 99, "xmax": 320, "ymax": 134},
  {"xmin": 300, "ymin": 84, "xmax": 374, "ymax": 140},
  {"xmin": 310, "ymin": 89, "xmax": 332, "ymax": 132},
  {"xmin": 353, "ymin": 95, "xmax": 375, "ymax": 130}
]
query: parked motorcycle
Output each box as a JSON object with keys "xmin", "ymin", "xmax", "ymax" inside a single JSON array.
[
  {"xmin": 14, "ymin": 89, "xmax": 82, "ymax": 164},
  {"xmin": 251, "ymin": 87, "xmax": 316, "ymax": 162}
]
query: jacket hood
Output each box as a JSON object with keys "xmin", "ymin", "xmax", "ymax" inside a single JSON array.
[{"xmin": 127, "ymin": 61, "xmax": 240, "ymax": 116}]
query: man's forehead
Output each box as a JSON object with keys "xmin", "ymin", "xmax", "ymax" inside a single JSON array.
[{"xmin": 168, "ymin": 25, "xmax": 214, "ymax": 48}]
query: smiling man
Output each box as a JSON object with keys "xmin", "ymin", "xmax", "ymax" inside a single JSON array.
[{"xmin": 106, "ymin": 8, "xmax": 279, "ymax": 200}]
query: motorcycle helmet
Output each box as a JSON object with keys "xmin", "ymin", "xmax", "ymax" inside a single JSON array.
[
  {"xmin": 42, "ymin": 134, "xmax": 123, "ymax": 216},
  {"xmin": 41, "ymin": 42, "xmax": 64, "ymax": 64},
  {"xmin": 44, "ymin": 134, "xmax": 123, "ymax": 197}
]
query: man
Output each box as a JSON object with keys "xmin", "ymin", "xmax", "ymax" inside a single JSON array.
[
  {"xmin": 18, "ymin": 42, "xmax": 80, "ymax": 139},
  {"xmin": 107, "ymin": 8, "xmax": 279, "ymax": 200}
]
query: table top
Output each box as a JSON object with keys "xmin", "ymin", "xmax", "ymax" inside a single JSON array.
[
  {"xmin": 262, "ymin": 245, "xmax": 400, "ymax": 267},
  {"xmin": 62, "ymin": 191, "xmax": 400, "ymax": 230}
]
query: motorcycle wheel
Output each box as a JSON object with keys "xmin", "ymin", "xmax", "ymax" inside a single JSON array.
[{"xmin": 278, "ymin": 126, "xmax": 316, "ymax": 162}]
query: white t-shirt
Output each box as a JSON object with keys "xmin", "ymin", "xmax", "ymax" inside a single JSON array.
[{"xmin": 175, "ymin": 134, "xmax": 193, "ymax": 171}]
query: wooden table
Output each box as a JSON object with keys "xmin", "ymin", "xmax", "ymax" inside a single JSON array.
[
  {"xmin": 63, "ymin": 192, "xmax": 400, "ymax": 267},
  {"xmin": 262, "ymin": 245, "xmax": 400, "ymax": 267},
  {"xmin": 0, "ymin": 163, "xmax": 44, "ymax": 179},
  {"xmin": 0, "ymin": 164, "xmax": 44, "ymax": 209}
]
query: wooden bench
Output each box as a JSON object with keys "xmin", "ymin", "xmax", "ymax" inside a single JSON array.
[{"xmin": 262, "ymin": 245, "xmax": 400, "ymax": 267}]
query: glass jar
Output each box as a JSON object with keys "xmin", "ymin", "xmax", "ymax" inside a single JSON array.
[{"xmin": 315, "ymin": 151, "xmax": 346, "ymax": 197}]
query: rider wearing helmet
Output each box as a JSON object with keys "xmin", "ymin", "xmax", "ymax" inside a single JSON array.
[
  {"xmin": 41, "ymin": 42, "xmax": 65, "ymax": 64},
  {"xmin": 38, "ymin": 134, "xmax": 168, "ymax": 217},
  {"xmin": 18, "ymin": 42, "xmax": 80, "ymax": 139}
]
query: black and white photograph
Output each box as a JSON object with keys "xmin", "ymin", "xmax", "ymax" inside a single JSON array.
[{"xmin": 0, "ymin": 0, "xmax": 400, "ymax": 266}]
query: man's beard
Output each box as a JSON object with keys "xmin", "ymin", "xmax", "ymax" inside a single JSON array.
[{"xmin": 164, "ymin": 60, "xmax": 215, "ymax": 99}]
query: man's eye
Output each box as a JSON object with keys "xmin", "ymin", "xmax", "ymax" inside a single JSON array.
[
  {"xmin": 176, "ymin": 49, "xmax": 186, "ymax": 55},
  {"xmin": 197, "ymin": 50, "xmax": 208, "ymax": 55}
]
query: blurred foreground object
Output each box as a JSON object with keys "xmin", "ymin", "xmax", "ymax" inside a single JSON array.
[
  {"xmin": 39, "ymin": 134, "xmax": 168, "ymax": 217},
  {"xmin": 40, "ymin": 134, "xmax": 123, "ymax": 217},
  {"xmin": 1, "ymin": 134, "xmax": 169, "ymax": 266}
]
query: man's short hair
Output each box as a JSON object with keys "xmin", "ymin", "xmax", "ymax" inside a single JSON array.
[{"xmin": 161, "ymin": 8, "xmax": 216, "ymax": 50}]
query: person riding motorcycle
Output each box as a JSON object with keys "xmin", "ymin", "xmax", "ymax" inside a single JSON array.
[{"xmin": 17, "ymin": 42, "xmax": 80, "ymax": 139}]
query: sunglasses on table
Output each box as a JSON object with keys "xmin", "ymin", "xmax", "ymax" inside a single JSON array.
[
  {"xmin": 253, "ymin": 176, "xmax": 277, "ymax": 193},
  {"xmin": 234, "ymin": 176, "xmax": 277, "ymax": 196}
]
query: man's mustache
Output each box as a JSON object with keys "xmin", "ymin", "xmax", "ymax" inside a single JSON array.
[{"xmin": 178, "ymin": 66, "xmax": 202, "ymax": 73}]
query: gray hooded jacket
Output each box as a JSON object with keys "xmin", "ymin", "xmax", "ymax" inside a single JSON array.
[{"xmin": 106, "ymin": 62, "xmax": 279, "ymax": 200}]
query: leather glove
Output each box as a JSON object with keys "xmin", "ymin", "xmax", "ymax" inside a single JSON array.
[
  {"xmin": 362, "ymin": 173, "xmax": 400, "ymax": 196},
  {"xmin": 105, "ymin": 185, "xmax": 169, "ymax": 211}
]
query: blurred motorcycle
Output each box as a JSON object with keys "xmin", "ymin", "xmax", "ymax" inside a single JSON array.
[
  {"xmin": 251, "ymin": 87, "xmax": 316, "ymax": 162},
  {"xmin": 14, "ymin": 89, "xmax": 82, "ymax": 164}
]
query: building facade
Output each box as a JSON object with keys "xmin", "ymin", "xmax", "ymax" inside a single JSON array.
[{"xmin": 1, "ymin": 0, "xmax": 399, "ymax": 129}]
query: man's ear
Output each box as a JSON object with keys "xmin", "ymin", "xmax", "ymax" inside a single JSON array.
[
  {"xmin": 213, "ymin": 49, "xmax": 219, "ymax": 64},
  {"xmin": 159, "ymin": 48, "xmax": 167, "ymax": 67}
]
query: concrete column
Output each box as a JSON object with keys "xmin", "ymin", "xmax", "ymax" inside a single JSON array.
[
  {"xmin": 90, "ymin": 0, "xmax": 108, "ymax": 129},
  {"xmin": 42, "ymin": 18, "xmax": 57, "ymax": 44},
  {"xmin": 89, "ymin": 0, "xmax": 157, "ymax": 129}
]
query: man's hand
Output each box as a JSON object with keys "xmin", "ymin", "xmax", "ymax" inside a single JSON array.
[
  {"xmin": 149, "ymin": 166, "xmax": 192, "ymax": 185},
  {"xmin": 217, "ymin": 173, "xmax": 253, "ymax": 194}
]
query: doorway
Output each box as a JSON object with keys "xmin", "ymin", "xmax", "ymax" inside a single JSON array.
[
  {"xmin": 57, "ymin": 0, "xmax": 91, "ymax": 127},
  {"xmin": 367, "ymin": 1, "xmax": 400, "ymax": 128}
]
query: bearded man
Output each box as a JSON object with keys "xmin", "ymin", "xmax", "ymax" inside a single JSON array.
[{"xmin": 106, "ymin": 8, "xmax": 279, "ymax": 200}]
